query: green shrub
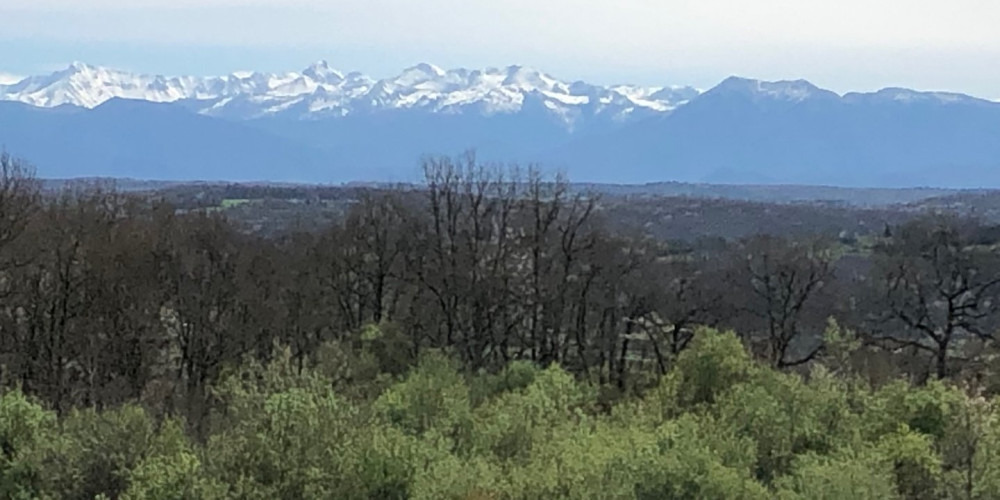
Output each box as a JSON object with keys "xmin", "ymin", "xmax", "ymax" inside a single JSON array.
[{"xmin": 0, "ymin": 390, "xmax": 54, "ymax": 500}]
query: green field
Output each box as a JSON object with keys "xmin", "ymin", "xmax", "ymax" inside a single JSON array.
[{"xmin": 221, "ymin": 198, "xmax": 252, "ymax": 208}]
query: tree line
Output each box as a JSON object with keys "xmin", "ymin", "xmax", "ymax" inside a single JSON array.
[
  {"xmin": 4, "ymin": 151, "xmax": 1000, "ymax": 497},
  {"xmin": 2, "ymin": 152, "xmax": 1000, "ymax": 416}
]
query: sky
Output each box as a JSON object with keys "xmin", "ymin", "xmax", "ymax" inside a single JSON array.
[{"xmin": 3, "ymin": 0, "xmax": 1000, "ymax": 97}]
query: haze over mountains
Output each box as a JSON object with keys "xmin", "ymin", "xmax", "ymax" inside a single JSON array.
[{"xmin": 1, "ymin": 62, "xmax": 999, "ymax": 187}]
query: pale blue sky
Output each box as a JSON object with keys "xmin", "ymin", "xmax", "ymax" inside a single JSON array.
[{"xmin": 3, "ymin": 0, "xmax": 999, "ymax": 97}]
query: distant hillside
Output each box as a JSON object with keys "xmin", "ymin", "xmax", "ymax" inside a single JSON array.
[
  {"xmin": 577, "ymin": 182, "xmax": 969, "ymax": 207},
  {"xmin": 0, "ymin": 100, "xmax": 336, "ymax": 181},
  {"xmin": 547, "ymin": 78, "xmax": 1000, "ymax": 187}
]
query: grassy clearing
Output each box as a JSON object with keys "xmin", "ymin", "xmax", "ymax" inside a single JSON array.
[{"xmin": 220, "ymin": 198, "xmax": 252, "ymax": 209}]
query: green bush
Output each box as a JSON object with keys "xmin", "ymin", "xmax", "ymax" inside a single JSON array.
[
  {"xmin": 10, "ymin": 329, "xmax": 1000, "ymax": 499},
  {"xmin": 39, "ymin": 405, "xmax": 158, "ymax": 500},
  {"xmin": 0, "ymin": 390, "xmax": 54, "ymax": 500},
  {"xmin": 774, "ymin": 448, "xmax": 898, "ymax": 500},
  {"xmin": 672, "ymin": 328, "xmax": 757, "ymax": 408}
]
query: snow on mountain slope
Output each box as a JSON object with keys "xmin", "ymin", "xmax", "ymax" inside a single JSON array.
[
  {"xmin": 0, "ymin": 72, "xmax": 23, "ymax": 85},
  {"xmin": 0, "ymin": 61, "xmax": 698, "ymax": 126},
  {"xmin": 704, "ymin": 76, "xmax": 839, "ymax": 103},
  {"xmin": 1, "ymin": 62, "xmax": 223, "ymax": 108},
  {"xmin": 705, "ymin": 76, "xmax": 986, "ymax": 107},
  {"xmin": 842, "ymin": 87, "xmax": 992, "ymax": 105}
]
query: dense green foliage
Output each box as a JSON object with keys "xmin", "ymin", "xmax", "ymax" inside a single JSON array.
[{"xmin": 5, "ymin": 328, "xmax": 1000, "ymax": 499}]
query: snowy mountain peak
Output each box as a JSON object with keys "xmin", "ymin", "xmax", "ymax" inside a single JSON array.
[
  {"xmin": 20, "ymin": 62, "xmax": 951, "ymax": 129},
  {"xmin": 305, "ymin": 59, "xmax": 332, "ymax": 71},
  {"xmin": 394, "ymin": 63, "xmax": 448, "ymax": 87},
  {"xmin": 709, "ymin": 76, "xmax": 833, "ymax": 102},
  {"xmin": 5, "ymin": 62, "xmax": 988, "ymax": 128},
  {"xmin": 501, "ymin": 65, "xmax": 560, "ymax": 92},
  {"xmin": 405, "ymin": 62, "xmax": 446, "ymax": 77},
  {"xmin": 61, "ymin": 61, "xmax": 97, "ymax": 74},
  {"xmin": 2, "ymin": 63, "xmax": 167, "ymax": 108},
  {"xmin": 302, "ymin": 60, "xmax": 344, "ymax": 84},
  {"xmin": 0, "ymin": 61, "xmax": 708, "ymax": 125}
]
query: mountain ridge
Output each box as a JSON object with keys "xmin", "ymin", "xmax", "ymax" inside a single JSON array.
[
  {"xmin": 4, "ymin": 63, "xmax": 994, "ymax": 115},
  {"xmin": 3, "ymin": 62, "xmax": 1000, "ymax": 188},
  {"xmin": 0, "ymin": 62, "xmax": 699, "ymax": 126},
  {"xmin": 544, "ymin": 76, "xmax": 1000, "ymax": 187}
]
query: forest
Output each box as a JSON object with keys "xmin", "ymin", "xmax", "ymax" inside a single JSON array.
[{"xmin": 4, "ymin": 151, "xmax": 1000, "ymax": 498}]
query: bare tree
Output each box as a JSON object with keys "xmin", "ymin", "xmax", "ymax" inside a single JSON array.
[
  {"xmin": 727, "ymin": 235, "xmax": 834, "ymax": 368},
  {"xmin": 631, "ymin": 254, "xmax": 730, "ymax": 376},
  {"xmin": 0, "ymin": 152, "xmax": 40, "ymax": 268},
  {"xmin": 867, "ymin": 216, "xmax": 1000, "ymax": 380}
]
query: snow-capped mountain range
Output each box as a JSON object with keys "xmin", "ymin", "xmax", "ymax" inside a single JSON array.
[
  {"xmin": 0, "ymin": 61, "xmax": 700, "ymax": 125},
  {"xmin": 2, "ymin": 61, "xmax": 1000, "ymax": 188}
]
